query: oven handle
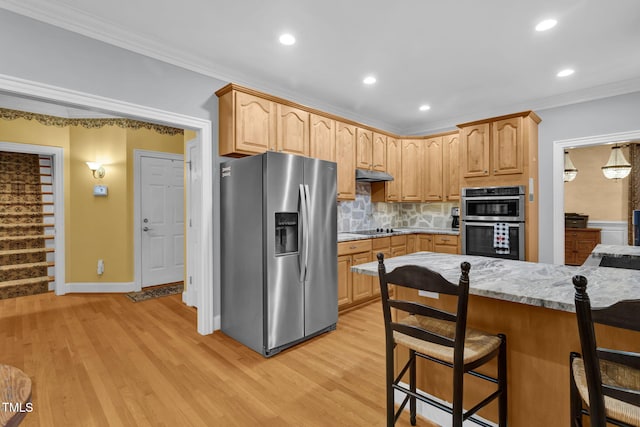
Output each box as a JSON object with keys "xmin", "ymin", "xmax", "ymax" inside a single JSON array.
[
  {"xmin": 461, "ymin": 195, "xmax": 523, "ymax": 201},
  {"xmin": 463, "ymin": 221, "xmax": 524, "ymax": 227}
]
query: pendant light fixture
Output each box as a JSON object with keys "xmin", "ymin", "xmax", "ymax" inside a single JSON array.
[
  {"xmin": 563, "ymin": 151, "xmax": 578, "ymax": 182},
  {"xmin": 601, "ymin": 145, "xmax": 631, "ymax": 180}
]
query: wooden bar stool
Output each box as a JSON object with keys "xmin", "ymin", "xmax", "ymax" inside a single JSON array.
[
  {"xmin": 570, "ymin": 275, "xmax": 640, "ymax": 427},
  {"xmin": 377, "ymin": 254, "xmax": 507, "ymax": 427},
  {"xmin": 0, "ymin": 364, "xmax": 32, "ymax": 427}
]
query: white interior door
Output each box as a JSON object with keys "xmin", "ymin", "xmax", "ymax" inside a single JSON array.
[{"xmin": 141, "ymin": 155, "xmax": 184, "ymax": 287}]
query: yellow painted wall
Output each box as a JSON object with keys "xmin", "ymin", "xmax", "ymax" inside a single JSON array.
[
  {"xmin": 564, "ymin": 145, "xmax": 629, "ymax": 221},
  {"xmin": 0, "ymin": 118, "xmax": 73, "ymax": 274},
  {"xmin": 1, "ymin": 118, "xmax": 184, "ymax": 285}
]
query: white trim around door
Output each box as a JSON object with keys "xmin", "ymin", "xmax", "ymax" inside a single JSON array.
[
  {"xmin": 0, "ymin": 73, "xmax": 215, "ymax": 335},
  {"xmin": 552, "ymin": 129, "xmax": 640, "ymax": 265}
]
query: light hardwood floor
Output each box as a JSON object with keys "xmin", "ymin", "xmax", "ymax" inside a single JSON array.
[{"xmin": 0, "ymin": 291, "xmax": 436, "ymax": 427}]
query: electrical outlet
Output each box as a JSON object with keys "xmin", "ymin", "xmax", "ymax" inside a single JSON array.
[{"xmin": 97, "ymin": 259, "xmax": 104, "ymax": 275}]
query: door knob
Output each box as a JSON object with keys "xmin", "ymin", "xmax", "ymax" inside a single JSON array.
[{"xmin": 143, "ymin": 226, "xmax": 150, "ymax": 232}]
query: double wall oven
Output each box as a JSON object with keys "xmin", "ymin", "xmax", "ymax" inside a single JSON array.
[{"xmin": 461, "ymin": 185, "xmax": 526, "ymax": 260}]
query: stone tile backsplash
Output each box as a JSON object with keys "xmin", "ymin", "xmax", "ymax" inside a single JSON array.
[{"xmin": 337, "ymin": 182, "xmax": 458, "ymax": 232}]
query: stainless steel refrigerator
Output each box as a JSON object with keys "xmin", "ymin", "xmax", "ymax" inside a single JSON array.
[{"xmin": 220, "ymin": 151, "xmax": 337, "ymax": 357}]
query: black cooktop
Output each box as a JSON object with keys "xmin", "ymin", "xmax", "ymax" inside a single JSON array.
[{"xmin": 352, "ymin": 228, "xmax": 395, "ymax": 235}]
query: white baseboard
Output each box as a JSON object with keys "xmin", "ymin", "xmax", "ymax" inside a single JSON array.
[
  {"xmin": 587, "ymin": 220, "xmax": 628, "ymax": 246},
  {"xmin": 65, "ymin": 282, "xmax": 137, "ymax": 293},
  {"xmin": 394, "ymin": 382, "xmax": 497, "ymax": 427},
  {"xmin": 213, "ymin": 315, "xmax": 221, "ymax": 331},
  {"xmin": 182, "ymin": 289, "xmax": 197, "ymax": 307}
]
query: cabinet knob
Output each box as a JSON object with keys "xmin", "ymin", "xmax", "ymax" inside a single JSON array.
[{"xmin": 484, "ymin": 170, "xmax": 488, "ymax": 173}]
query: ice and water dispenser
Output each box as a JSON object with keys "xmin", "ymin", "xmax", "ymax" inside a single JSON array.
[{"xmin": 275, "ymin": 213, "xmax": 299, "ymax": 255}]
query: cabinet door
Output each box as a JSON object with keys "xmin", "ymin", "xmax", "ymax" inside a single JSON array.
[
  {"xmin": 372, "ymin": 132, "xmax": 387, "ymax": 172},
  {"xmin": 351, "ymin": 251, "xmax": 372, "ymax": 301},
  {"xmin": 337, "ymin": 254, "xmax": 352, "ymax": 307},
  {"xmin": 336, "ymin": 122, "xmax": 356, "ymax": 200},
  {"xmin": 386, "ymin": 137, "xmax": 401, "ymax": 201},
  {"xmin": 461, "ymin": 123, "xmax": 490, "ymax": 178},
  {"xmin": 401, "ymin": 139, "xmax": 423, "ymax": 201},
  {"xmin": 492, "ymin": 117, "xmax": 523, "ymax": 175},
  {"xmin": 235, "ymin": 91, "xmax": 275, "ymax": 153},
  {"xmin": 406, "ymin": 234, "xmax": 417, "ymax": 254},
  {"xmin": 276, "ymin": 104, "xmax": 309, "ymax": 156},
  {"xmin": 443, "ymin": 132, "xmax": 460, "ymax": 201},
  {"xmin": 423, "ymin": 137, "xmax": 443, "ymax": 201},
  {"xmin": 310, "ymin": 114, "xmax": 335, "ymax": 161},
  {"xmin": 434, "ymin": 235, "xmax": 459, "ymax": 254},
  {"xmin": 356, "ymin": 128, "xmax": 373, "ymax": 169},
  {"xmin": 418, "ymin": 235, "xmax": 434, "ymax": 252}
]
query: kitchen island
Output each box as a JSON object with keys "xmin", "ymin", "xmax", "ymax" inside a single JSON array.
[
  {"xmin": 582, "ymin": 243, "xmax": 640, "ymax": 266},
  {"xmin": 352, "ymin": 252, "xmax": 640, "ymax": 426}
]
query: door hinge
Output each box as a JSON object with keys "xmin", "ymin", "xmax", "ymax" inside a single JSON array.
[{"xmin": 189, "ymin": 276, "xmax": 192, "ymax": 284}]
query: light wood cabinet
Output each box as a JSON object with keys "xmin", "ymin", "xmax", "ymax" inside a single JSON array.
[
  {"xmin": 460, "ymin": 116, "xmax": 525, "ymax": 178},
  {"xmin": 356, "ymin": 128, "xmax": 373, "ymax": 170},
  {"xmin": 337, "ymin": 254, "xmax": 352, "ymax": 307},
  {"xmin": 401, "ymin": 139, "xmax": 423, "ymax": 201},
  {"xmin": 565, "ymin": 228, "xmax": 601, "ymax": 266},
  {"xmin": 423, "ymin": 136, "xmax": 443, "ymax": 201},
  {"xmin": 276, "ymin": 104, "xmax": 309, "ymax": 156},
  {"xmin": 372, "ymin": 132, "xmax": 387, "ymax": 172},
  {"xmin": 406, "ymin": 234, "xmax": 417, "ymax": 254},
  {"xmin": 336, "ymin": 122, "xmax": 357, "ymax": 200},
  {"xmin": 434, "ymin": 234, "xmax": 459, "ymax": 254},
  {"xmin": 443, "ymin": 132, "xmax": 460, "ymax": 201},
  {"xmin": 370, "ymin": 136, "xmax": 400, "ymax": 202},
  {"xmin": 418, "ymin": 234, "xmax": 434, "ymax": 252},
  {"xmin": 338, "ymin": 239, "xmax": 373, "ymax": 310},
  {"xmin": 310, "ymin": 114, "xmax": 335, "ymax": 162},
  {"xmin": 371, "ymin": 236, "xmax": 406, "ymax": 296},
  {"xmin": 218, "ymin": 89, "xmax": 276, "ymax": 156}
]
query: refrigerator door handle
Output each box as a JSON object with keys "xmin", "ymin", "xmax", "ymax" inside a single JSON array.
[
  {"xmin": 303, "ymin": 184, "xmax": 311, "ymax": 281},
  {"xmin": 299, "ymin": 184, "xmax": 309, "ymax": 282}
]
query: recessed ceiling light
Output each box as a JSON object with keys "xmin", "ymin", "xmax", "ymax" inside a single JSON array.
[
  {"xmin": 363, "ymin": 76, "xmax": 377, "ymax": 85},
  {"xmin": 419, "ymin": 105, "xmax": 431, "ymax": 112},
  {"xmin": 279, "ymin": 33, "xmax": 296, "ymax": 46},
  {"xmin": 557, "ymin": 68, "xmax": 575, "ymax": 77},
  {"xmin": 535, "ymin": 19, "xmax": 557, "ymax": 32}
]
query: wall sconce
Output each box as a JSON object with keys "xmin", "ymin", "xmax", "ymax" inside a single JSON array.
[
  {"xmin": 86, "ymin": 162, "xmax": 106, "ymax": 179},
  {"xmin": 563, "ymin": 151, "xmax": 578, "ymax": 182},
  {"xmin": 601, "ymin": 145, "xmax": 631, "ymax": 180}
]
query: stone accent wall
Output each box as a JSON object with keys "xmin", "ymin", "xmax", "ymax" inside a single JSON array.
[{"xmin": 337, "ymin": 182, "xmax": 458, "ymax": 232}]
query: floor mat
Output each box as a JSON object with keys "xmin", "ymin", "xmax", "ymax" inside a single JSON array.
[{"xmin": 125, "ymin": 282, "xmax": 183, "ymax": 302}]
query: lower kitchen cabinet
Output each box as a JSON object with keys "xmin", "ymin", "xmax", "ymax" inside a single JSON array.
[
  {"xmin": 434, "ymin": 234, "xmax": 459, "ymax": 254},
  {"xmin": 565, "ymin": 228, "xmax": 601, "ymax": 266},
  {"xmin": 338, "ymin": 239, "xmax": 373, "ymax": 311}
]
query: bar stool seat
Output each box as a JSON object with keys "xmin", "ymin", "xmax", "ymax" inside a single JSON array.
[
  {"xmin": 394, "ymin": 315, "xmax": 502, "ymax": 365},
  {"xmin": 571, "ymin": 358, "xmax": 640, "ymax": 426}
]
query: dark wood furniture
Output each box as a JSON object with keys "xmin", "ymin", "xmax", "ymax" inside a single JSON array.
[
  {"xmin": 565, "ymin": 228, "xmax": 601, "ymax": 266},
  {"xmin": 376, "ymin": 253, "xmax": 507, "ymax": 427},
  {"xmin": 570, "ymin": 275, "xmax": 640, "ymax": 427}
]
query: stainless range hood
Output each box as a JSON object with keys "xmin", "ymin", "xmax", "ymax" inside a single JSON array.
[{"xmin": 355, "ymin": 169, "xmax": 394, "ymax": 182}]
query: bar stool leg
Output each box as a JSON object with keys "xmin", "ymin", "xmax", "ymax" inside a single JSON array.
[
  {"xmin": 409, "ymin": 349, "xmax": 417, "ymax": 425},
  {"xmin": 498, "ymin": 334, "xmax": 508, "ymax": 426},
  {"xmin": 569, "ymin": 352, "xmax": 583, "ymax": 427},
  {"xmin": 387, "ymin": 343, "xmax": 395, "ymax": 427}
]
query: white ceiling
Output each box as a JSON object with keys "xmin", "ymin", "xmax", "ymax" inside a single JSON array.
[{"xmin": 1, "ymin": 0, "xmax": 640, "ymax": 134}]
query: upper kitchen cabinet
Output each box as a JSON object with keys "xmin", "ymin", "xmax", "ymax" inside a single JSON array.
[
  {"xmin": 422, "ymin": 136, "xmax": 443, "ymax": 201},
  {"xmin": 372, "ymin": 132, "xmax": 387, "ymax": 172},
  {"xmin": 401, "ymin": 139, "xmax": 423, "ymax": 202},
  {"xmin": 336, "ymin": 121, "xmax": 357, "ymax": 200},
  {"xmin": 217, "ymin": 87, "xmax": 276, "ymax": 156},
  {"xmin": 371, "ymin": 136, "xmax": 400, "ymax": 202},
  {"xmin": 443, "ymin": 132, "xmax": 460, "ymax": 201},
  {"xmin": 458, "ymin": 111, "xmax": 540, "ymax": 185},
  {"xmin": 276, "ymin": 104, "xmax": 310, "ymax": 156},
  {"xmin": 356, "ymin": 128, "xmax": 373, "ymax": 170},
  {"xmin": 310, "ymin": 114, "xmax": 336, "ymax": 162}
]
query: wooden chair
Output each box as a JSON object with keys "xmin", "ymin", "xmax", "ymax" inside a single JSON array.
[
  {"xmin": 376, "ymin": 254, "xmax": 507, "ymax": 427},
  {"xmin": 570, "ymin": 275, "xmax": 640, "ymax": 427}
]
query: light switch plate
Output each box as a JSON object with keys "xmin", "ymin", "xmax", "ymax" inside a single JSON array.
[{"xmin": 93, "ymin": 185, "xmax": 108, "ymax": 197}]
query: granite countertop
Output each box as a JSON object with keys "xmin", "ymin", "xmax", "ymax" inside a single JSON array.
[
  {"xmin": 338, "ymin": 227, "xmax": 460, "ymax": 242},
  {"xmin": 582, "ymin": 244, "xmax": 640, "ymax": 266},
  {"xmin": 351, "ymin": 251, "xmax": 640, "ymax": 312}
]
